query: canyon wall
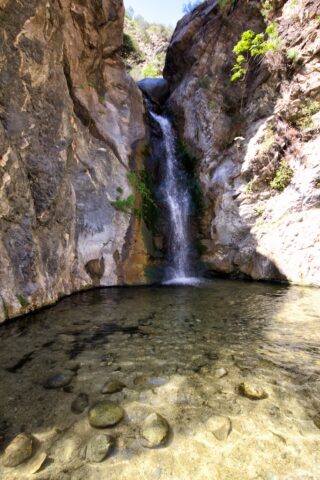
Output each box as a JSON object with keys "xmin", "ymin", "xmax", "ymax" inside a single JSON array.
[
  {"xmin": 165, "ymin": 0, "xmax": 320, "ymax": 286},
  {"xmin": 0, "ymin": 0, "xmax": 148, "ymax": 322}
]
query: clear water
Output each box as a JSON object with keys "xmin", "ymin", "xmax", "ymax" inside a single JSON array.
[
  {"xmin": 0, "ymin": 280, "xmax": 320, "ymax": 479},
  {"xmin": 150, "ymin": 112, "xmax": 193, "ymax": 284}
]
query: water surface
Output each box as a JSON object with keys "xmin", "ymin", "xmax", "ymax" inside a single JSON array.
[{"xmin": 0, "ymin": 280, "xmax": 320, "ymax": 479}]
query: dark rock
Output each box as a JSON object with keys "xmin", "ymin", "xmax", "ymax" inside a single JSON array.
[
  {"xmin": 44, "ymin": 372, "xmax": 74, "ymax": 389},
  {"xmin": 138, "ymin": 78, "xmax": 169, "ymax": 105},
  {"xmin": 71, "ymin": 393, "xmax": 89, "ymax": 414}
]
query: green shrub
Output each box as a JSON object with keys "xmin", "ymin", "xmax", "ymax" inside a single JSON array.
[
  {"xmin": 121, "ymin": 33, "xmax": 143, "ymax": 61},
  {"xmin": 270, "ymin": 161, "xmax": 293, "ymax": 191},
  {"xmin": 231, "ymin": 23, "xmax": 281, "ymax": 82},
  {"xmin": 128, "ymin": 170, "xmax": 158, "ymax": 231},
  {"xmin": 287, "ymin": 48, "xmax": 300, "ymax": 63},
  {"xmin": 16, "ymin": 294, "xmax": 28, "ymax": 307},
  {"xmin": 295, "ymin": 100, "xmax": 320, "ymax": 130},
  {"xmin": 111, "ymin": 195, "xmax": 135, "ymax": 213},
  {"xmin": 142, "ymin": 64, "xmax": 160, "ymax": 78}
]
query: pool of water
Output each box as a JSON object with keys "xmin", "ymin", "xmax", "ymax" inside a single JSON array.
[{"xmin": 0, "ymin": 280, "xmax": 320, "ymax": 479}]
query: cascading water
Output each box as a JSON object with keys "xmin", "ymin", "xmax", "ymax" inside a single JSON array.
[{"xmin": 150, "ymin": 111, "xmax": 199, "ymax": 285}]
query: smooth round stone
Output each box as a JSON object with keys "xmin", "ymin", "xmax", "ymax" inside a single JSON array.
[
  {"xmin": 206, "ymin": 415, "xmax": 232, "ymax": 440},
  {"xmin": 88, "ymin": 400, "xmax": 124, "ymax": 428},
  {"xmin": 3, "ymin": 433, "xmax": 33, "ymax": 467},
  {"xmin": 71, "ymin": 393, "xmax": 89, "ymax": 414},
  {"xmin": 140, "ymin": 413, "xmax": 169, "ymax": 448},
  {"xmin": 44, "ymin": 372, "xmax": 73, "ymax": 389},
  {"xmin": 215, "ymin": 368, "xmax": 228, "ymax": 379},
  {"xmin": 238, "ymin": 382, "xmax": 268, "ymax": 400},
  {"xmin": 101, "ymin": 380, "xmax": 125, "ymax": 394},
  {"xmin": 86, "ymin": 434, "xmax": 114, "ymax": 463}
]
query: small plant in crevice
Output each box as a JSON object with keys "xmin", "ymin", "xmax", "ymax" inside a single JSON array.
[
  {"xmin": 286, "ymin": 48, "xmax": 300, "ymax": 64},
  {"xmin": 197, "ymin": 75, "xmax": 211, "ymax": 90},
  {"xmin": 231, "ymin": 22, "xmax": 281, "ymax": 82},
  {"xmin": 16, "ymin": 294, "xmax": 28, "ymax": 307},
  {"xmin": 270, "ymin": 161, "xmax": 293, "ymax": 191},
  {"xmin": 111, "ymin": 195, "xmax": 135, "ymax": 214},
  {"xmin": 128, "ymin": 170, "xmax": 158, "ymax": 232},
  {"xmin": 254, "ymin": 205, "xmax": 265, "ymax": 216},
  {"xmin": 294, "ymin": 100, "xmax": 320, "ymax": 131}
]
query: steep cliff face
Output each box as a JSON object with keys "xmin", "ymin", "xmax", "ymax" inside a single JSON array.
[
  {"xmin": 0, "ymin": 0, "xmax": 148, "ymax": 322},
  {"xmin": 165, "ymin": 0, "xmax": 320, "ymax": 286}
]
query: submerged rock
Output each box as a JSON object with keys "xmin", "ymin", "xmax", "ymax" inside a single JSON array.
[
  {"xmin": 88, "ymin": 400, "xmax": 124, "ymax": 428},
  {"xmin": 44, "ymin": 372, "xmax": 74, "ymax": 389},
  {"xmin": 86, "ymin": 434, "xmax": 114, "ymax": 463},
  {"xmin": 206, "ymin": 415, "xmax": 232, "ymax": 441},
  {"xmin": 3, "ymin": 433, "xmax": 33, "ymax": 467},
  {"xmin": 238, "ymin": 382, "xmax": 268, "ymax": 400},
  {"xmin": 71, "ymin": 393, "xmax": 89, "ymax": 414},
  {"xmin": 140, "ymin": 413, "xmax": 170, "ymax": 448},
  {"xmin": 101, "ymin": 380, "xmax": 126, "ymax": 394},
  {"xmin": 215, "ymin": 368, "xmax": 228, "ymax": 378}
]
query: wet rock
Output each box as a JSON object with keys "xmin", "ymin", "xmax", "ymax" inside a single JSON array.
[
  {"xmin": 140, "ymin": 413, "xmax": 170, "ymax": 448},
  {"xmin": 3, "ymin": 433, "xmax": 33, "ymax": 467},
  {"xmin": 206, "ymin": 415, "xmax": 232, "ymax": 441},
  {"xmin": 25, "ymin": 451, "xmax": 47, "ymax": 474},
  {"xmin": 137, "ymin": 78, "xmax": 169, "ymax": 105},
  {"xmin": 71, "ymin": 393, "xmax": 89, "ymax": 414},
  {"xmin": 238, "ymin": 382, "xmax": 268, "ymax": 400},
  {"xmin": 86, "ymin": 434, "xmax": 114, "ymax": 463},
  {"xmin": 88, "ymin": 400, "xmax": 124, "ymax": 428},
  {"xmin": 101, "ymin": 380, "xmax": 125, "ymax": 394},
  {"xmin": 215, "ymin": 368, "xmax": 228, "ymax": 378},
  {"xmin": 44, "ymin": 372, "xmax": 74, "ymax": 389}
]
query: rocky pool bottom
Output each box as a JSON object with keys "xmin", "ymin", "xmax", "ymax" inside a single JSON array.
[{"xmin": 0, "ymin": 280, "xmax": 320, "ymax": 480}]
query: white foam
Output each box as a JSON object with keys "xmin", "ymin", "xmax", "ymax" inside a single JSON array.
[{"xmin": 162, "ymin": 277, "xmax": 202, "ymax": 286}]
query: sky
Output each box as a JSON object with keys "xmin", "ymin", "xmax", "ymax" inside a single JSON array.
[{"xmin": 124, "ymin": 0, "xmax": 186, "ymax": 27}]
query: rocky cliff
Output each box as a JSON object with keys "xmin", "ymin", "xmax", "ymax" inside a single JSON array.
[
  {"xmin": 0, "ymin": 0, "xmax": 148, "ymax": 322},
  {"xmin": 165, "ymin": 0, "xmax": 320, "ymax": 286}
]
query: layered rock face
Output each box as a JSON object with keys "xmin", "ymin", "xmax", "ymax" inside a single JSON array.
[
  {"xmin": 0, "ymin": 0, "xmax": 147, "ymax": 321},
  {"xmin": 165, "ymin": 0, "xmax": 320, "ymax": 286}
]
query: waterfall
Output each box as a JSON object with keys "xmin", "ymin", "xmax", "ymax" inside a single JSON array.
[{"xmin": 150, "ymin": 111, "xmax": 199, "ymax": 285}]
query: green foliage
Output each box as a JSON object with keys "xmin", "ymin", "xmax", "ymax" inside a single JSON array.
[
  {"xmin": 195, "ymin": 240, "xmax": 208, "ymax": 255},
  {"xmin": 176, "ymin": 141, "xmax": 203, "ymax": 213},
  {"xmin": 128, "ymin": 170, "xmax": 158, "ymax": 231},
  {"xmin": 270, "ymin": 161, "xmax": 293, "ymax": 191},
  {"xmin": 246, "ymin": 179, "xmax": 256, "ymax": 193},
  {"xmin": 116, "ymin": 186, "xmax": 123, "ymax": 194},
  {"xmin": 295, "ymin": 100, "xmax": 320, "ymax": 130},
  {"xmin": 287, "ymin": 48, "xmax": 300, "ymax": 63},
  {"xmin": 121, "ymin": 33, "xmax": 143, "ymax": 61},
  {"xmin": 16, "ymin": 294, "xmax": 28, "ymax": 307},
  {"xmin": 111, "ymin": 195, "xmax": 135, "ymax": 213},
  {"xmin": 142, "ymin": 64, "xmax": 160, "ymax": 78},
  {"xmin": 231, "ymin": 23, "xmax": 280, "ymax": 82},
  {"xmin": 254, "ymin": 205, "xmax": 265, "ymax": 216},
  {"xmin": 197, "ymin": 75, "xmax": 211, "ymax": 89},
  {"xmin": 218, "ymin": 0, "xmax": 237, "ymax": 12},
  {"xmin": 260, "ymin": 0, "xmax": 273, "ymax": 19}
]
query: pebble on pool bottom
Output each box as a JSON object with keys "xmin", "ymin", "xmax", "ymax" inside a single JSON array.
[
  {"xmin": 140, "ymin": 413, "xmax": 170, "ymax": 448},
  {"xmin": 3, "ymin": 433, "xmax": 33, "ymax": 468},
  {"xmin": 88, "ymin": 400, "xmax": 124, "ymax": 428}
]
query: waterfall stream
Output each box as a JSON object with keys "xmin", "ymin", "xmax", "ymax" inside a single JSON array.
[{"xmin": 150, "ymin": 111, "xmax": 199, "ymax": 285}]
